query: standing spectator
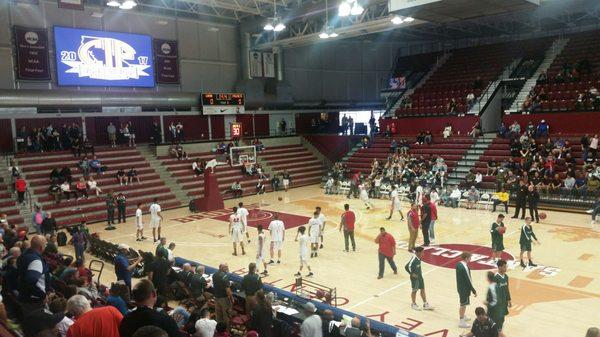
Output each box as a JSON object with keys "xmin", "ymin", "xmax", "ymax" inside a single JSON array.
[
  {"xmin": 119, "ymin": 279, "xmax": 182, "ymax": 337},
  {"xmin": 107, "ymin": 122, "xmax": 117, "ymax": 148},
  {"xmin": 15, "ymin": 175, "xmax": 27, "ymax": 205},
  {"xmin": 66, "ymin": 295, "xmax": 123, "ymax": 337},
  {"xmin": 456, "ymin": 252, "xmax": 477, "ymax": 328},
  {"xmin": 406, "ymin": 203, "xmax": 420, "ymax": 251},
  {"xmin": 338, "ymin": 204, "xmax": 356, "ymax": 252},
  {"xmin": 78, "ymin": 156, "xmax": 90, "ymax": 178},
  {"xmin": 536, "ymin": 120, "xmax": 549, "ymax": 138},
  {"xmin": 116, "ymin": 193, "xmax": 127, "ymax": 224},
  {"xmin": 114, "ymin": 244, "xmax": 142, "ymax": 292},
  {"xmin": 466, "ymin": 92, "xmax": 475, "ymax": 109},
  {"xmin": 590, "ymin": 134, "xmax": 599, "ymax": 160},
  {"xmin": 32, "ymin": 206, "xmax": 46, "ymax": 234},
  {"xmin": 194, "ymin": 308, "xmax": 217, "ymax": 337},
  {"xmin": 429, "ymin": 199, "xmax": 438, "ymax": 244},
  {"xmin": 241, "ymin": 263, "xmax": 263, "ymax": 315},
  {"xmin": 527, "ymin": 185, "xmax": 540, "ymax": 223},
  {"xmin": 17, "ymin": 235, "xmax": 50, "ymax": 311},
  {"xmin": 127, "ymin": 122, "xmax": 136, "ymax": 147},
  {"xmin": 106, "ymin": 193, "xmax": 116, "ymax": 228},
  {"xmin": 581, "ymin": 134, "xmax": 590, "ymax": 162},
  {"xmin": 152, "ymin": 122, "xmax": 161, "ymax": 146},
  {"xmin": 375, "ymin": 227, "xmax": 397, "ymax": 279},
  {"xmin": 249, "ymin": 290, "xmax": 273, "ymax": 337},
  {"xmin": 511, "ymin": 181, "xmax": 528, "ymax": 219},
  {"xmin": 107, "ymin": 283, "xmax": 129, "ymax": 315},
  {"xmin": 72, "ymin": 226, "xmax": 87, "ymax": 263},
  {"xmin": 41, "ymin": 212, "xmax": 57, "ymax": 236},
  {"xmin": 300, "ymin": 302, "xmax": 322, "ymax": 337},
  {"xmin": 213, "ymin": 263, "xmax": 234, "ymax": 329},
  {"xmin": 147, "ymin": 249, "xmax": 171, "ymax": 297},
  {"xmin": 420, "ymin": 197, "xmax": 432, "ymax": 246}
]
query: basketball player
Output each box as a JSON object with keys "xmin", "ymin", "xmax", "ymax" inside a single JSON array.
[
  {"xmin": 229, "ymin": 206, "xmax": 246, "ymax": 256},
  {"xmin": 135, "ymin": 203, "xmax": 145, "ymax": 241},
  {"xmin": 405, "ymin": 246, "xmax": 434, "ymax": 311},
  {"xmin": 493, "ymin": 259, "xmax": 511, "ymax": 334},
  {"xmin": 490, "ymin": 214, "xmax": 505, "ymax": 261},
  {"xmin": 149, "ymin": 198, "xmax": 163, "ymax": 242},
  {"xmin": 238, "ymin": 202, "xmax": 251, "ymax": 243},
  {"xmin": 456, "ymin": 252, "xmax": 477, "ymax": 328},
  {"xmin": 519, "ymin": 217, "xmax": 540, "ymax": 268},
  {"xmin": 294, "ymin": 226, "xmax": 313, "ymax": 277},
  {"xmin": 256, "ymin": 225, "xmax": 268, "ymax": 276},
  {"xmin": 282, "ymin": 170, "xmax": 291, "ymax": 192},
  {"xmin": 315, "ymin": 206, "xmax": 326, "ymax": 249},
  {"xmin": 308, "ymin": 212, "xmax": 322, "ymax": 258},
  {"xmin": 386, "ymin": 185, "xmax": 405, "ymax": 221},
  {"xmin": 483, "ymin": 271, "xmax": 503, "ymax": 337},
  {"xmin": 359, "ymin": 182, "xmax": 374, "ymax": 210},
  {"xmin": 268, "ymin": 213, "xmax": 285, "ymax": 264}
]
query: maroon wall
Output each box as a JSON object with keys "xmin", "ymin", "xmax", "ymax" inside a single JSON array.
[
  {"xmin": 379, "ymin": 116, "xmax": 478, "ymax": 135},
  {"xmin": 236, "ymin": 115, "xmax": 254, "ymax": 138},
  {"xmin": 304, "ymin": 135, "xmax": 359, "ymax": 161},
  {"xmin": 86, "ymin": 116, "xmax": 158, "ymax": 145},
  {"xmin": 502, "ymin": 112, "xmax": 600, "ymax": 134},
  {"xmin": 254, "ymin": 114, "xmax": 269, "ymax": 137},
  {"xmin": 210, "ymin": 115, "xmax": 225, "ymax": 139},
  {"xmin": 163, "ymin": 115, "xmax": 209, "ymax": 141},
  {"xmin": 0, "ymin": 119, "xmax": 13, "ymax": 153}
]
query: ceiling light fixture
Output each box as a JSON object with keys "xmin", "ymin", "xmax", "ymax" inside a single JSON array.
[
  {"xmin": 320, "ymin": 0, "xmax": 339, "ymax": 39},
  {"xmin": 264, "ymin": 0, "xmax": 286, "ymax": 32},
  {"xmin": 339, "ymin": 0, "xmax": 363, "ymax": 17},
  {"xmin": 391, "ymin": 15, "xmax": 403, "ymax": 25},
  {"xmin": 274, "ymin": 22, "xmax": 286, "ymax": 31},
  {"xmin": 264, "ymin": 22, "xmax": 275, "ymax": 31},
  {"xmin": 350, "ymin": 2, "xmax": 363, "ymax": 15},
  {"xmin": 403, "ymin": 16, "xmax": 414, "ymax": 22},
  {"xmin": 319, "ymin": 32, "xmax": 330, "ymax": 39},
  {"xmin": 338, "ymin": 2, "xmax": 351, "ymax": 16},
  {"xmin": 106, "ymin": 0, "xmax": 120, "ymax": 6}
]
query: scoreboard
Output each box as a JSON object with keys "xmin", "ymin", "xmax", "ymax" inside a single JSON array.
[{"xmin": 201, "ymin": 93, "xmax": 245, "ymax": 115}]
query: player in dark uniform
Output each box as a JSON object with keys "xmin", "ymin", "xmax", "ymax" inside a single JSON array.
[
  {"xmin": 492, "ymin": 260, "xmax": 511, "ymax": 334},
  {"xmin": 490, "ymin": 214, "xmax": 505, "ymax": 261},
  {"xmin": 459, "ymin": 307, "xmax": 499, "ymax": 337},
  {"xmin": 519, "ymin": 217, "xmax": 540, "ymax": 268},
  {"xmin": 404, "ymin": 246, "xmax": 434, "ymax": 311}
]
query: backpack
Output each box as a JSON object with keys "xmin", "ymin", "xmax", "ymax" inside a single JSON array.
[
  {"xmin": 35, "ymin": 212, "xmax": 44, "ymax": 225},
  {"xmin": 57, "ymin": 232, "xmax": 68, "ymax": 246}
]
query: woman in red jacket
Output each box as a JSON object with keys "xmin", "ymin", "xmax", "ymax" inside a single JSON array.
[{"xmin": 15, "ymin": 176, "xmax": 27, "ymax": 205}]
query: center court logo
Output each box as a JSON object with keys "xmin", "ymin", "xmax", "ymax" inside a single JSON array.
[
  {"xmin": 60, "ymin": 36, "xmax": 151, "ymax": 81},
  {"xmin": 419, "ymin": 243, "xmax": 514, "ymax": 270}
]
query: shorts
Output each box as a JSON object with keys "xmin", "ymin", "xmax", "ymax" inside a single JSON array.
[
  {"xmin": 392, "ymin": 201, "xmax": 401, "ymax": 211},
  {"xmin": 410, "ymin": 276, "xmax": 424, "ymax": 292},
  {"xmin": 520, "ymin": 242, "xmax": 532, "ymax": 252},
  {"xmin": 492, "ymin": 240, "xmax": 505, "ymax": 252},
  {"xmin": 150, "ymin": 217, "xmax": 161, "ymax": 229},
  {"xmin": 488, "ymin": 308, "xmax": 505, "ymax": 331},
  {"xmin": 299, "ymin": 252, "xmax": 308, "ymax": 263},
  {"xmin": 271, "ymin": 241, "xmax": 283, "ymax": 250},
  {"xmin": 459, "ymin": 291, "xmax": 471, "ymax": 306},
  {"xmin": 231, "ymin": 227, "xmax": 243, "ymax": 243},
  {"xmin": 136, "ymin": 221, "xmax": 144, "ymax": 230},
  {"xmin": 283, "ymin": 179, "xmax": 290, "ymax": 187},
  {"xmin": 108, "ymin": 133, "xmax": 116, "ymax": 141},
  {"xmin": 309, "ymin": 233, "xmax": 319, "ymax": 244}
]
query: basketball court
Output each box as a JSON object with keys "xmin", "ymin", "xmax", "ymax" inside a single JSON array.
[{"xmin": 74, "ymin": 185, "xmax": 600, "ymax": 337}]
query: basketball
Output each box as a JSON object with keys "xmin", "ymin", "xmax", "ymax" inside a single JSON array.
[
  {"xmin": 498, "ymin": 226, "xmax": 506, "ymax": 235},
  {"xmin": 539, "ymin": 212, "xmax": 547, "ymax": 220},
  {"xmin": 278, "ymin": 196, "xmax": 283, "ymax": 201}
]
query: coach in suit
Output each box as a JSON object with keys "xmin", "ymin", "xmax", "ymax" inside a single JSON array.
[
  {"xmin": 511, "ymin": 180, "xmax": 528, "ymax": 219},
  {"xmin": 527, "ymin": 185, "xmax": 540, "ymax": 223}
]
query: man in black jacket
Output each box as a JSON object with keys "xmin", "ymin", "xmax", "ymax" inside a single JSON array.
[
  {"xmin": 527, "ymin": 185, "xmax": 540, "ymax": 223},
  {"xmin": 511, "ymin": 181, "xmax": 528, "ymax": 219}
]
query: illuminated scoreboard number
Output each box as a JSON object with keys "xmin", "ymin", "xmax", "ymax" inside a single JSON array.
[{"xmin": 202, "ymin": 93, "xmax": 245, "ymax": 106}]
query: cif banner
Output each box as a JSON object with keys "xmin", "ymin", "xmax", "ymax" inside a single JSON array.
[
  {"xmin": 14, "ymin": 26, "xmax": 50, "ymax": 80},
  {"xmin": 153, "ymin": 39, "xmax": 180, "ymax": 84},
  {"xmin": 249, "ymin": 51, "xmax": 263, "ymax": 77},
  {"xmin": 262, "ymin": 52, "xmax": 275, "ymax": 78},
  {"xmin": 54, "ymin": 26, "xmax": 154, "ymax": 87}
]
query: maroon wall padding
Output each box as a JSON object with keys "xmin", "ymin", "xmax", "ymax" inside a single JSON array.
[
  {"xmin": 295, "ymin": 112, "xmax": 340, "ymax": 134},
  {"xmin": 379, "ymin": 116, "xmax": 478, "ymax": 135},
  {"xmin": 254, "ymin": 114, "xmax": 270, "ymax": 137},
  {"xmin": 210, "ymin": 115, "xmax": 225, "ymax": 140},
  {"xmin": 0, "ymin": 119, "xmax": 14, "ymax": 153},
  {"xmin": 163, "ymin": 115, "xmax": 209, "ymax": 141},
  {"xmin": 502, "ymin": 112, "xmax": 600, "ymax": 134},
  {"xmin": 16, "ymin": 117, "xmax": 83, "ymax": 131},
  {"xmin": 85, "ymin": 116, "xmax": 157, "ymax": 144},
  {"xmin": 236, "ymin": 115, "xmax": 254, "ymax": 138},
  {"xmin": 304, "ymin": 135, "xmax": 359, "ymax": 162}
]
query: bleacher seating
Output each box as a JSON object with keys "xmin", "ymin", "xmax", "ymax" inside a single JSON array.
[
  {"xmin": 396, "ymin": 38, "xmax": 552, "ymax": 117},
  {"xmin": 0, "ymin": 183, "xmax": 24, "ymax": 227},
  {"xmin": 159, "ymin": 144, "xmax": 324, "ymax": 198},
  {"xmin": 533, "ymin": 31, "xmax": 600, "ymax": 112},
  {"xmin": 345, "ymin": 135, "xmax": 475, "ymax": 173},
  {"xmin": 15, "ymin": 147, "xmax": 180, "ymax": 227}
]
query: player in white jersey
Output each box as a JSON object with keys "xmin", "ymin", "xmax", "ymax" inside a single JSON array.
[
  {"xmin": 135, "ymin": 203, "xmax": 146, "ymax": 241},
  {"xmin": 268, "ymin": 213, "xmax": 285, "ymax": 264},
  {"xmin": 359, "ymin": 182, "xmax": 374, "ymax": 210},
  {"xmin": 229, "ymin": 206, "xmax": 246, "ymax": 256},
  {"xmin": 294, "ymin": 226, "xmax": 313, "ymax": 277},
  {"xmin": 315, "ymin": 206, "xmax": 326, "ymax": 249},
  {"xmin": 308, "ymin": 212, "xmax": 322, "ymax": 258},
  {"xmin": 415, "ymin": 185, "xmax": 424, "ymax": 206},
  {"xmin": 149, "ymin": 198, "xmax": 164, "ymax": 242},
  {"xmin": 386, "ymin": 185, "xmax": 405, "ymax": 221},
  {"xmin": 256, "ymin": 225, "xmax": 268, "ymax": 276},
  {"xmin": 238, "ymin": 202, "xmax": 251, "ymax": 243}
]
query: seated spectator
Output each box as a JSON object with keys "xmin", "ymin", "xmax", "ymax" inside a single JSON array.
[
  {"xmin": 271, "ymin": 175, "xmax": 281, "ymax": 191},
  {"xmin": 442, "ymin": 124, "xmax": 452, "ymax": 139},
  {"xmin": 389, "ymin": 139, "xmax": 398, "ymax": 153},
  {"xmin": 466, "ymin": 186, "xmax": 480, "ymax": 209},
  {"xmin": 424, "ymin": 131, "xmax": 433, "ymax": 145},
  {"xmin": 466, "ymin": 92, "xmax": 475, "ymax": 109},
  {"xmin": 117, "ymin": 169, "xmax": 126, "ymax": 185},
  {"xmin": 82, "ymin": 137, "xmax": 94, "ymax": 156},
  {"xmin": 497, "ymin": 122, "xmax": 507, "ymax": 138},
  {"xmin": 90, "ymin": 156, "xmax": 106, "ymax": 175},
  {"xmin": 252, "ymin": 138, "xmax": 265, "ymax": 152},
  {"xmin": 71, "ymin": 137, "xmax": 82, "ymax": 157},
  {"xmin": 50, "ymin": 167, "xmax": 61, "ymax": 183},
  {"xmin": 473, "ymin": 76, "xmax": 483, "ymax": 89},
  {"xmin": 66, "ymin": 294, "xmax": 123, "ymax": 337},
  {"xmin": 492, "ymin": 188, "xmax": 509, "ymax": 213},
  {"xmin": 195, "ymin": 308, "xmax": 217, "ymax": 337},
  {"xmin": 48, "ymin": 297, "xmax": 74, "ymax": 337},
  {"xmin": 447, "ymin": 98, "xmax": 458, "ymax": 115},
  {"xmin": 464, "ymin": 170, "xmax": 476, "ymax": 186},
  {"xmin": 448, "ymin": 186, "xmax": 461, "ymax": 208},
  {"xmin": 214, "ymin": 322, "xmax": 230, "ymax": 337},
  {"xmin": 75, "ymin": 177, "xmax": 89, "ymax": 200},
  {"xmin": 508, "ymin": 121, "xmax": 521, "ymax": 139},
  {"xmin": 537, "ymin": 70, "xmax": 548, "ymax": 84},
  {"xmin": 171, "ymin": 144, "xmax": 189, "ymax": 161},
  {"xmin": 474, "ymin": 172, "xmax": 483, "ymax": 188},
  {"xmin": 61, "ymin": 166, "xmax": 73, "ymax": 183},
  {"xmin": 416, "ymin": 132, "xmax": 425, "ymax": 145},
  {"xmin": 230, "ymin": 181, "xmax": 243, "ymax": 198},
  {"xmin": 21, "ymin": 309, "xmax": 66, "ymax": 337},
  {"xmin": 107, "ymin": 282, "xmax": 129, "ymax": 316},
  {"xmin": 50, "ymin": 181, "xmax": 62, "ymax": 204},
  {"xmin": 256, "ymin": 179, "xmax": 266, "ymax": 195},
  {"xmin": 192, "ymin": 160, "xmax": 203, "ymax": 177},
  {"xmin": 87, "ymin": 176, "xmax": 102, "ymax": 197},
  {"xmin": 343, "ymin": 316, "xmax": 373, "ymax": 337},
  {"xmin": 78, "ymin": 156, "xmax": 90, "ymax": 178},
  {"xmin": 127, "ymin": 168, "xmax": 140, "ymax": 185},
  {"xmin": 61, "ymin": 181, "xmax": 74, "ymax": 201},
  {"xmin": 486, "ymin": 158, "xmax": 497, "ymax": 176},
  {"xmin": 360, "ymin": 137, "xmax": 370, "ymax": 149}
]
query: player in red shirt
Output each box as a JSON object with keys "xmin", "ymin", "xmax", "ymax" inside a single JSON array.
[
  {"xmin": 375, "ymin": 227, "xmax": 397, "ymax": 279},
  {"xmin": 338, "ymin": 204, "xmax": 356, "ymax": 252}
]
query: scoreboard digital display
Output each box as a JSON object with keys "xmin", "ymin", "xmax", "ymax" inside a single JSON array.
[
  {"xmin": 201, "ymin": 93, "xmax": 245, "ymax": 115},
  {"xmin": 201, "ymin": 93, "xmax": 245, "ymax": 106}
]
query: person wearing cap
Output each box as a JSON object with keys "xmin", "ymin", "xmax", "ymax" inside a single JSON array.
[
  {"xmin": 66, "ymin": 294, "xmax": 123, "ymax": 337},
  {"xmin": 17, "ymin": 235, "xmax": 50, "ymax": 311},
  {"xmin": 114, "ymin": 243, "xmax": 142, "ymax": 292},
  {"xmin": 21, "ymin": 309, "xmax": 64, "ymax": 337},
  {"xmin": 300, "ymin": 302, "xmax": 322, "ymax": 337}
]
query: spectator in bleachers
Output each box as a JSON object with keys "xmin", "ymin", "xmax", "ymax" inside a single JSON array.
[
  {"xmin": 107, "ymin": 122, "xmax": 117, "ymax": 148},
  {"xmin": 442, "ymin": 123, "xmax": 453, "ymax": 138},
  {"xmin": 192, "ymin": 159, "xmax": 204, "ymax": 177},
  {"xmin": 466, "ymin": 92, "xmax": 475, "ymax": 109},
  {"xmin": 127, "ymin": 122, "xmax": 136, "ymax": 147},
  {"xmin": 116, "ymin": 193, "xmax": 127, "ymax": 224},
  {"xmin": 536, "ymin": 70, "xmax": 548, "ymax": 85},
  {"xmin": 448, "ymin": 186, "xmax": 461, "ymax": 208},
  {"xmin": 15, "ymin": 175, "xmax": 27, "ymax": 206},
  {"xmin": 497, "ymin": 122, "xmax": 507, "ymax": 138},
  {"xmin": 536, "ymin": 120, "xmax": 550, "ymax": 138},
  {"xmin": 17, "ymin": 235, "xmax": 49, "ymax": 311},
  {"xmin": 114, "ymin": 244, "xmax": 142, "ymax": 292},
  {"xmin": 252, "ymin": 138, "xmax": 265, "ymax": 152},
  {"xmin": 424, "ymin": 131, "xmax": 433, "ymax": 145},
  {"xmin": 508, "ymin": 121, "xmax": 521, "ymax": 139},
  {"xmin": 87, "ymin": 176, "xmax": 102, "ymax": 197},
  {"xmin": 466, "ymin": 186, "xmax": 479, "ymax": 209},
  {"xmin": 90, "ymin": 156, "xmax": 106, "ymax": 175},
  {"xmin": 231, "ymin": 181, "xmax": 243, "ymax": 198},
  {"xmin": 256, "ymin": 179, "xmax": 266, "ymax": 195},
  {"xmin": 590, "ymin": 134, "xmax": 599, "ymax": 159},
  {"xmin": 127, "ymin": 168, "xmax": 140, "ymax": 185},
  {"xmin": 170, "ymin": 144, "xmax": 188, "ymax": 161},
  {"xmin": 75, "ymin": 177, "xmax": 88, "ymax": 200},
  {"xmin": 78, "ymin": 156, "xmax": 90, "ymax": 178},
  {"xmin": 49, "ymin": 181, "xmax": 61, "ymax": 204},
  {"xmin": 32, "ymin": 205, "xmax": 46, "ymax": 234},
  {"xmin": 447, "ymin": 98, "xmax": 458, "ymax": 115},
  {"xmin": 271, "ymin": 175, "xmax": 280, "ymax": 191},
  {"xmin": 468, "ymin": 121, "xmax": 481, "ymax": 138},
  {"xmin": 71, "ymin": 137, "xmax": 82, "ymax": 157},
  {"xmin": 66, "ymin": 294, "xmax": 123, "ymax": 337},
  {"xmin": 486, "ymin": 158, "xmax": 498, "ymax": 176},
  {"xmin": 176, "ymin": 122, "xmax": 185, "ymax": 143},
  {"xmin": 117, "ymin": 169, "xmax": 127, "ymax": 186},
  {"xmin": 473, "ymin": 76, "xmax": 483, "ymax": 89}
]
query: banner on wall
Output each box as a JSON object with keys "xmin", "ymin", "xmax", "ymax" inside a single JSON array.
[
  {"xmin": 14, "ymin": 26, "xmax": 50, "ymax": 80},
  {"xmin": 262, "ymin": 52, "xmax": 275, "ymax": 78},
  {"xmin": 389, "ymin": 76, "xmax": 406, "ymax": 89},
  {"xmin": 153, "ymin": 39, "xmax": 180, "ymax": 84},
  {"xmin": 58, "ymin": 0, "xmax": 84, "ymax": 10},
  {"xmin": 11, "ymin": 0, "xmax": 39, "ymax": 4},
  {"xmin": 249, "ymin": 51, "xmax": 263, "ymax": 77},
  {"xmin": 54, "ymin": 26, "xmax": 155, "ymax": 87}
]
